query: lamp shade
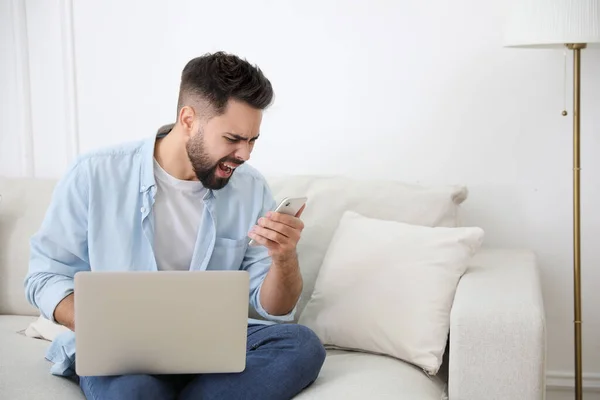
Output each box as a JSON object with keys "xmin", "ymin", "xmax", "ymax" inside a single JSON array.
[{"xmin": 504, "ymin": 0, "xmax": 600, "ymax": 48}]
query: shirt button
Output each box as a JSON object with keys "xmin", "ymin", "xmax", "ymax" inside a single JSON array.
[
  {"xmin": 140, "ymin": 207, "xmax": 145, "ymax": 213},
  {"xmin": 141, "ymin": 185, "xmax": 146, "ymax": 191}
]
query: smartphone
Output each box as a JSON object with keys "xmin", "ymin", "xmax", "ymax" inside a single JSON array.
[{"xmin": 248, "ymin": 196, "xmax": 308, "ymax": 247}]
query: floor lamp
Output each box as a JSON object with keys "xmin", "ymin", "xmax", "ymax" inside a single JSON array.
[{"xmin": 504, "ymin": 1, "xmax": 600, "ymax": 399}]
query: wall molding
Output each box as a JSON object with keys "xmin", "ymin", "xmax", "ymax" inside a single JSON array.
[
  {"xmin": 60, "ymin": 0, "xmax": 80, "ymax": 164},
  {"xmin": 11, "ymin": 0, "xmax": 34, "ymax": 177},
  {"xmin": 547, "ymin": 371, "xmax": 600, "ymax": 392}
]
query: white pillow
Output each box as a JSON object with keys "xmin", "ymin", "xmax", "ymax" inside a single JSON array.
[
  {"xmin": 259, "ymin": 175, "xmax": 468, "ymax": 322},
  {"xmin": 23, "ymin": 315, "xmax": 70, "ymax": 341},
  {"xmin": 298, "ymin": 211, "xmax": 484, "ymax": 375}
]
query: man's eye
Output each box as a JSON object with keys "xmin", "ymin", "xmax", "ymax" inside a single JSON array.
[{"xmin": 225, "ymin": 137, "xmax": 238, "ymax": 143}]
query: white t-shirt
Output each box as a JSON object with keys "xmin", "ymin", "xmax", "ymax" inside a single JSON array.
[{"xmin": 152, "ymin": 158, "xmax": 206, "ymax": 271}]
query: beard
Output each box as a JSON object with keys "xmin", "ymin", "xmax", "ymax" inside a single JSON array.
[{"xmin": 185, "ymin": 130, "xmax": 242, "ymax": 190}]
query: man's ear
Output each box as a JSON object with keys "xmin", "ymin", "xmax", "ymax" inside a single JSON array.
[{"xmin": 179, "ymin": 106, "xmax": 196, "ymax": 137}]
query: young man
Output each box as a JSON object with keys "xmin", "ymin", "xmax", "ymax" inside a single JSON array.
[{"xmin": 25, "ymin": 52, "xmax": 326, "ymax": 400}]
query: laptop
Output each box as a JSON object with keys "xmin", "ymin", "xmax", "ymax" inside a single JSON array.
[{"xmin": 74, "ymin": 270, "xmax": 250, "ymax": 377}]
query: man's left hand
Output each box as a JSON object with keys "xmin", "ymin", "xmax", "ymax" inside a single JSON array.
[{"xmin": 249, "ymin": 205, "xmax": 306, "ymax": 263}]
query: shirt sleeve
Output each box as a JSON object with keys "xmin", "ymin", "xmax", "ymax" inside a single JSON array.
[
  {"xmin": 24, "ymin": 159, "xmax": 91, "ymax": 322},
  {"xmin": 241, "ymin": 180, "xmax": 298, "ymax": 322}
]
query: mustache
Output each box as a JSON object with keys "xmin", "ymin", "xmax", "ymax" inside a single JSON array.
[{"xmin": 217, "ymin": 157, "xmax": 244, "ymax": 167}]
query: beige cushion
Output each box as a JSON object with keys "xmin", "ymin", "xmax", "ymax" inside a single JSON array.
[
  {"xmin": 263, "ymin": 175, "xmax": 468, "ymax": 320},
  {"xmin": 1, "ymin": 315, "xmax": 444, "ymax": 400},
  {"xmin": 299, "ymin": 211, "xmax": 484, "ymax": 375},
  {"xmin": 0, "ymin": 315, "xmax": 83, "ymax": 399},
  {"xmin": 295, "ymin": 350, "xmax": 446, "ymax": 399},
  {"xmin": 0, "ymin": 177, "xmax": 58, "ymax": 315}
]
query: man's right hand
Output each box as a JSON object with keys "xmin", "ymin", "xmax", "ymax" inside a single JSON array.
[{"xmin": 53, "ymin": 293, "xmax": 75, "ymax": 331}]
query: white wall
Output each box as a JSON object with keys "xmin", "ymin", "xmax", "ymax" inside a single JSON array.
[{"xmin": 2, "ymin": 0, "xmax": 600, "ymax": 394}]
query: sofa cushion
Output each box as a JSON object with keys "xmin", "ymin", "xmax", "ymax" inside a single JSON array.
[
  {"xmin": 298, "ymin": 211, "xmax": 484, "ymax": 375},
  {"xmin": 2, "ymin": 315, "xmax": 445, "ymax": 400},
  {"xmin": 0, "ymin": 315, "xmax": 84, "ymax": 399},
  {"xmin": 295, "ymin": 350, "xmax": 447, "ymax": 399},
  {"xmin": 261, "ymin": 175, "xmax": 468, "ymax": 320},
  {"xmin": 0, "ymin": 178, "xmax": 58, "ymax": 315}
]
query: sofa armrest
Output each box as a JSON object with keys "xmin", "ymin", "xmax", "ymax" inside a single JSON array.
[{"xmin": 448, "ymin": 249, "xmax": 546, "ymax": 400}]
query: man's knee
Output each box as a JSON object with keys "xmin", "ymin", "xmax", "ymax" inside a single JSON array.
[
  {"xmin": 299, "ymin": 325, "xmax": 326, "ymax": 376},
  {"xmin": 277, "ymin": 324, "xmax": 326, "ymax": 377}
]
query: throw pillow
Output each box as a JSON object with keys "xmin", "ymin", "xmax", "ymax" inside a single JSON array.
[
  {"xmin": 24, "ymin": 315, "xmax": 70, "ymax": 341},
  {"xmin": 298, "ymin": 210, "xmax": 484, "ymax": 375}
]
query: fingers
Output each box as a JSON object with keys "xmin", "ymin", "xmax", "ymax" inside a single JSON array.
[
  {"xmin": 250, "ymin": 225, "xmax": 290, "ymax": 245},
  {"xmin": 248, "ymin": 208, "xmax": 306, "ymax": 256},
  {"xmin": 266, "ymin": 210, "xmax": 305, "ymax": 230},
  {"xmin": 248, "ymin": 229, "xmax": 278, "ymax": 248},
  {"xmin": 250, "ymin": 226, "xmax": 288, "ymax": 244},
  {"xmin": 257, "ymin": 217, "xmax": 297, "ymax": 239}
]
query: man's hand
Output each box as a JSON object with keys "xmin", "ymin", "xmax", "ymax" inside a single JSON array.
[
  {"xmin": 248, "ymin": 205, "xmax": 306, "ymax": 263},
  {"xmin": 250, "ymin": 206, "xmax": 306, "ymax": 316},
  {"xmin": 53, "ymin": 293, "xmax": 75, "ymax": 332}
]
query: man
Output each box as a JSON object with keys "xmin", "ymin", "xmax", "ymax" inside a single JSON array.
[{"xmin": 24, "ymin": 51, "xmax": 326, "ymax": 400}]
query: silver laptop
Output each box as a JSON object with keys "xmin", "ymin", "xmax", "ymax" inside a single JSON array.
[{"xmin": 74, "ymin": 270, "xmax": 249, "ymax": 377}]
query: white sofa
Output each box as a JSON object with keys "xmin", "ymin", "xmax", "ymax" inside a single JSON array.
[{"xmin": 0, "ymin": 175, "xmax": 546, "ymax": 400}]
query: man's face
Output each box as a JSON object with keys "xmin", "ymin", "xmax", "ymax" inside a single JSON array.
[{"xmin": 186, "ymin": 99, "xmax": 262, "ymax": 190}]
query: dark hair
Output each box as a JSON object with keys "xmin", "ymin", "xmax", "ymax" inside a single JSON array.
[{"xmin": 177, "ymin": 51, "xmax": 274, "ymax": 117}]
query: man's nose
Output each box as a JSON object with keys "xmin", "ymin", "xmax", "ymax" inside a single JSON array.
[{"xmin": 234, "ymin": 143, "xmax": 251, "ymax": 162}]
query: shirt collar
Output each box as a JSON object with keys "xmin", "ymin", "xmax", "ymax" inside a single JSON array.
[{"xmin": 139, "ymin": 123, "xmax": 215, "ymax": 201}]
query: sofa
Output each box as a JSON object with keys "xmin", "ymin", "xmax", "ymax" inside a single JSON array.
[{"xmin": 0, "ymin": 174, "xmax": 546, "ymax": 399}]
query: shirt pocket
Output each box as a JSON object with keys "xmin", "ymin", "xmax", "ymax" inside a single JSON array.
[{"xmin": 206, "ymin": 237, "xmax": 248, "ymax": 271}]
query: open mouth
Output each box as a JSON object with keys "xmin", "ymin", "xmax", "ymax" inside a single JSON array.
[{"xmin": 217, "ymin": 161, "xmax": 239, "ymax": 177}]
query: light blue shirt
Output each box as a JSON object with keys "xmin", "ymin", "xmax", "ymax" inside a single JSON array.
[{"xmin": 24, "ymin": 132, "xmax": 296, "ymax": 376}]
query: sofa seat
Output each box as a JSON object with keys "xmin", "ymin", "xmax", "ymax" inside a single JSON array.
[
  {"xmin": 295, "ymin": 350, "xmax": 446, "ymax": 399},
  {"xmin": 0, "ymin": 316, "xmax": 447, "ymax": 400},
  {"xmin": 0, "ymin": 316, "xmax": 82, "ymax": 400}
]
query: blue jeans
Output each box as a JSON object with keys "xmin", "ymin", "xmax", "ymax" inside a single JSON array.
[{"xmin": 79, "ymin": 323, "xmax": 326, "ymax": 400}]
